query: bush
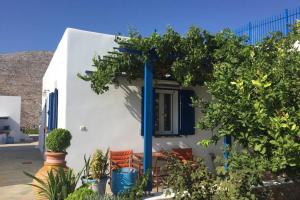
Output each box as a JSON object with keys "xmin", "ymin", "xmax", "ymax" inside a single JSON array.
[
  {"xmin": 164, "ymin": 155, "xmax": 215, "ymax": 199},
  {"xmin": 65, "ymin": 186, "xmax": 97, "ymax": 200},
  {"xmin": 164, "ymin": 152, "xmax": 270, "ymax": 200},
  {"xmin": 45, "ymin": 128, "xmax": 72, "ymax": 152},
  {"xmin": 22, "ymin": 128, "xmax": 39, "ymax": 135},
  {"xmin": 198, "ymin": 24, "xmax": 300, "ymax": 172}
]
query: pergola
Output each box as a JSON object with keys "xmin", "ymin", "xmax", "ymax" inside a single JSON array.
[{"xmin": 115, "ymin": 46, "xmax": 157, "ymax": 191}]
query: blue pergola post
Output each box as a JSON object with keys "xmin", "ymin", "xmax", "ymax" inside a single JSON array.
[
  {"xmin": 114, "ymin": 46, "xmax": 155, "ymax": 192},
  {"xmin": 143, "ymin": 60, "xmax": 153, "ymax": 192},
  {"xmin": 224, "ymin": 135, "xmax": 232, "ymax": 172}
]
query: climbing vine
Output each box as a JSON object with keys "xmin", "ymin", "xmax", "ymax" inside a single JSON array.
[{"xmin": 78, "ymin": 26, "xmax": 218, "ymax": 94}]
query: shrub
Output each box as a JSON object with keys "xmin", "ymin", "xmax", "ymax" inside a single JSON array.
[
  {"xmin": 164, "ymin": 155, "xmax": 215, "ymax": 199},
  {"xmin": 45, "ymin": 128, "xmax": 72, "ymax": 152},
  {"xmin": 198, "ymin": 24, "xmax": 300, "ymax": 172},
  {"xmin": 65, "ymin": 186, "xmax": 97, "ymax": 200},
  {"xmin": 164, "ymin": 151, "xmax": 270, "ymax": 200},
  {"xmin": 90, "ymin": 149, "xmax": 109, "ymax": 179},
  {"xmin": 213, "ymin": 150, "xmax": 269, "ymax": 200},
  {"xmin": 22, "ymin": 128, "xmax": 39, "ymax": 135}
]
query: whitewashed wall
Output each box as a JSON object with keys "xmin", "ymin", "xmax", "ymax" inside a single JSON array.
[
  {"xmin": 45, "ymin": 28, "xmax": 222, "ymax": 172},
  {"xmin": 0, "ymin": 96, "xmax": 25, "ymax": 142},
  {"xmin": 42, "ymin": 30, "xmax": 69, "ymax": 130}
]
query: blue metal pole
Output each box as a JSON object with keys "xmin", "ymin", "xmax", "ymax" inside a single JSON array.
[
  {"xmin": 248, "ymin": 22, "xmax": 252, "ymax": 45},
  {"xmin": 224, "ymin": 135, "xmax": 232, "ymax": 172},
  {"xmin": 143, "ymin": 60, "xmax": 153, "ymax": 192},
  {"xmin": 285, "ymin": 9, "xmax": 289, "ymax": 36}
]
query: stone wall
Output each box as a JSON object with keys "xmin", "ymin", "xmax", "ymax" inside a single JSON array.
[{"xmin": 0, "ymin": 51, "xmax": 53, "ymax": 127}]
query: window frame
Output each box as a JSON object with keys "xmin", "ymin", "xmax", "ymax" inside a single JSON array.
[{"xmin": 154, "ymin": 88, "xmax": 179, "ymax": 136}]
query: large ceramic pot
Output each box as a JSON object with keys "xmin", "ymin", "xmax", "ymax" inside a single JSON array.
[{"xmin": 33, "ymin": 152, "xmax": 67, "ymax": 200}]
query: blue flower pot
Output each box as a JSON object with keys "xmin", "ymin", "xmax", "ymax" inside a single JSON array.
[{"xmin": 112, "ymin": 167, "xmax": 137, "ymax": 195}]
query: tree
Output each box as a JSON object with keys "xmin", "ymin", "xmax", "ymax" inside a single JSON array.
[{"xmin": 198, "ymin": 24, "xmax": 300, "ymax": 172}]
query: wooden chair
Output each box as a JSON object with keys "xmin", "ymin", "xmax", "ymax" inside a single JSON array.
[
  {"xmin": 109, "ymin": 150, "xmax": 133, "ymax": 177},
  {"xmin": 152, "ymin": 156, "xmax": 168, "ymax": 192},
  {"xmin": 171, "ymin": 148, "xmax": 194, "ymax": 162},
  {"xmin": 132, "ymin": 154, "xmax": 143, "ymax": 178}
]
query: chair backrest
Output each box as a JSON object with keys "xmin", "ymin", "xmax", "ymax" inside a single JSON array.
[
  {"xmin": 172, "ymin": 148, "xmax": 193, "ymax": 161},
  {"xmin": 110, "ymin": 150, "xmax": 133, "ymax": 170}
]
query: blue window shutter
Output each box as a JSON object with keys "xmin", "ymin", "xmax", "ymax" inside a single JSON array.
[
  {"xmin": 48, "ymin": 92, "xmax": 54, "ymax": 131},
  {"xmin": 53, "ymin": 89, "xmax": 58, "ymax": 129},
  {"xmin": 141, "ymin": 87, "xmax": 155, "ymax": 136},
  {"xmin": 179, "ymin": 90, "xmax": 195, "ymax": 135}
]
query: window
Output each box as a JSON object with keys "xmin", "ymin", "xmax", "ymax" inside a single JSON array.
[
  {"xmin": 141, "ymin": 88, "xmax": 195, "ymax": 137},
  {"xmin": 154, "ymin": 90, "xmax": 178, "ymax": 135}
]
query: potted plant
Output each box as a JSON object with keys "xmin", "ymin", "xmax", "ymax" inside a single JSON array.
[
  {"xmin": 33, "ymin": 128, "xmax": 72, "ymax": 200},
  {"xmin": 44, "ymin": 128, "xmax": 72, "ymax": 166},
  {"xmin": 82, "ymin": 149, "xmax": 109, "ymax": 195},
  {"xmin": 81, "ymin": 154, "xmax": 97, "ymax": 185}
]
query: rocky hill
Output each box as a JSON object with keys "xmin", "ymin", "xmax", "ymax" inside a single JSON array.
[{"xmin": 0, "ymin": 51, "xmax": 53, "ymax": 128}]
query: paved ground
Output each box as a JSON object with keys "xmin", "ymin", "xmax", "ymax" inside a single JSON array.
[{"xmin": 0, "ymin": 142, "xmax": 43, "ymax": 200}]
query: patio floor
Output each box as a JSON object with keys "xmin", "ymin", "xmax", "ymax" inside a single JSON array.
[{"xmin": 0, "ymin": 141, "xmax": 43, "ymax": 200}]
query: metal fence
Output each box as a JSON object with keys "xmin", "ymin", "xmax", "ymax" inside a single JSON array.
[{"xmin": 235, "ymin": 6, "xmax": 300, "ymax": 44}]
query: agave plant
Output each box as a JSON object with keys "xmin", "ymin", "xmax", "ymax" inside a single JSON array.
[
  {"xmin": 24, "ymin": 167, "xmax": 82, "ymax": 200},
  {"xmin": 83, "ymin": 154, "xmax": 92, "ymax": 179}
]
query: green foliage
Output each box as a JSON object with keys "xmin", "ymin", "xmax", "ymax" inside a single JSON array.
[
  {"xmin": 45, "ymin": 128, "xmax": 72, "ymax": 152},
  {"xmin": 83, "ymin": 154, "xmax": 92, "ymax": 179},
  {"xmin": 78, "ymin": 26, "xmax": 218, "ymax": 94},
  {"xmin": 65, "ymin": 186, "xmax": 97, "ymax": 200},
  {"xmin": 165, "ymin": 151, "xmax": 269, "ymax": 200},
  {"xmin": 198, "ymin": 24, "xmax": 300, "ymax": 172},
  {"xmin": 22, "ymin": 128, "xmax": 39, "ymax": 135},
  {"xmin": 213, "ymin": 150, "xmax": 269, "ymax": 200},
  {"xmin": 90, "ymin": 149, "xmax": 109, "ymax": 179},
  {"xmin": 24, "ymin": 167, "xmax": 82, "ymax": 200},
  {"xmin": 165, "ymin": 155, "xmax": 215, "ymax": 200}
]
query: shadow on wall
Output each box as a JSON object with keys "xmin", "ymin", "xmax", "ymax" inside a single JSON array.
[{"xmin": 119, "ymin": 84, "xmax": 141, "ymax": 122}]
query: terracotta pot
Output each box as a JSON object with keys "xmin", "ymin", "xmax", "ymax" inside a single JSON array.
[{"xmin": 32, "ymin": 152, "xmax": 68, "ymax": 200}]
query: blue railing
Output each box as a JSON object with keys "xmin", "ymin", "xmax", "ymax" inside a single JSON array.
[{"xmin": 235, "ymin": 6, "xmax": 300, "ymax": 44}]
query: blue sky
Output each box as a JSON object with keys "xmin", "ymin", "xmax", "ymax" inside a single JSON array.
[{"xmin": 0, "ymin": 0, "xmax": 299, "ymax": 53}]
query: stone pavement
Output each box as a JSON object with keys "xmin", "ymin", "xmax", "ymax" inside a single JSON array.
[{"xmin": 0, "ymin": 142, "xmax": 43, "ymax": 200}]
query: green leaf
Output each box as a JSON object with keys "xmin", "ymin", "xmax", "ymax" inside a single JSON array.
[
  {"xmin": 254, "ymin": 144, "xmax": 262, "ymax": 152},
  {"xmin": 251, "ymin": 80, "xmax": 262, "ymax": 88},
  {"xmin": 263, "ymin": 82, "xmax": 272, "ymax": 88},
  {"xmin": 197, "ymin": 139, "xmax": 213, "ymax": 148}
]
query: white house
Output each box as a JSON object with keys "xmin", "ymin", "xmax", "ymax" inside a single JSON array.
[
  {"xmin": 41, "ymin": 28, "xmax": 222, "ymax": 172},
  {"xmin": 0, "ymin": 96, "xmax": 29, "ymax": 143}
]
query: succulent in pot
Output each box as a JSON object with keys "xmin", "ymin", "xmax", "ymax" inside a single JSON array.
[
  {"xmin": 82, "ymin": 149, "xmax": 109, "ymax": 195},
  {"xmin": 81, "ymin": 154, "xmax": 96, "ymax": 185}
]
